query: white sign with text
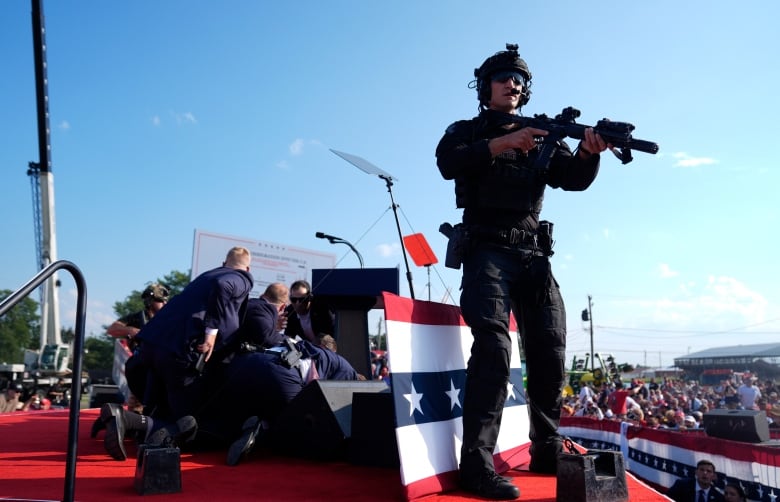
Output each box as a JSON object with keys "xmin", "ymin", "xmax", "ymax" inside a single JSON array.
[{"xmin": 191, "ymin": 229, "xmax": 336, "ymax": 298}]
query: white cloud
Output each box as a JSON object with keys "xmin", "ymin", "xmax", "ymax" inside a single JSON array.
[
  {"xmin": 618, "ymin": 275, "xmax": 768, "ymax": 330},
  {"xmin": 171, "ymin": 111, "xmax": 197, "ymax": 125},
  {"xmin": 61, "ymin": 288, "xmax": 116, "ymax": 337},
  {"xmin": 58, "ymin": 120, "xmax": 70, "ymax": 131},
  {"xmin": 700, "ymin": 275, "xmax": 767, "ymax": 320},
  {"xmin": 289, "ymin": 138, "xmax": 305, "ymax": 156},
  {"xmin": 152, "ymin": 115, "xmax": 161, "ymax": 126},
  {"xmin": 658, "ymin": 263, "xmax": 679, "ymax": 278},
  {"xmin": 602, "ymin": 228, "xmax": 610, "ymax": 239},
  {"xmin": 377, "ymin": 242, "xmax": 401, "ymax": 258},
  {"xmin": 672, "ymin": 152, "xmax": 717, "ymax": 168}
]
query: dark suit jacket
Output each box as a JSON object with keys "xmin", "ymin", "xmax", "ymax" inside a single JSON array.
[
  {"xmin": 666, "ymin": 478, "xmax": 725, "ymax": 502},
  {"xmin": 136, "ymin": 266, "xmax": 254, "ymax": 355},
  {"xmin": 240, "ymin": 297, "xmax": 285, "ymax": 348},
  {"xmin": 284, "ymin": 298, "xmax": 335, "ymax": 343}
]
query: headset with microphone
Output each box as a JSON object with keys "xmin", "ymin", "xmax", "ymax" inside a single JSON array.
[{"xmin": 474, "ymin": 43, "xmax": 532, "ymax": 110}]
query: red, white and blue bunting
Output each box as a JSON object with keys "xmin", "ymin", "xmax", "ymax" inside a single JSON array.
[
  {"xmin": 560, "ymin": 416, "xmax": 780, "ymax": 501},
  {"xmin": 382, "ymin": 292, "xmax": 530, "ymax": 501}
]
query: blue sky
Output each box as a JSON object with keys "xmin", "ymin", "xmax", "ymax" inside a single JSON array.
[{"xmin": 2, "ymin": 1, "xmax": 778, "ymax": 369}]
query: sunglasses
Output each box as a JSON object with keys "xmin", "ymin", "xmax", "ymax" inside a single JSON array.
[
  {"xmin": 289, "ymin": 296, "xmax": 310, "ymax": 304},
  {"xmin": 491, "ymin": 71, "xmax": 524, "ymax": 85}
]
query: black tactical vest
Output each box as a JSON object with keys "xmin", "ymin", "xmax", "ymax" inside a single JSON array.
[{"xmin": 454, "ymin": 111, "xmax": 546, "ymax": 217}]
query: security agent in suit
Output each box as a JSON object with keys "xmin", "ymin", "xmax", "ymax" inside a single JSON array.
[
  {"xmin": 91, "ymin": 283, "xmax": 170, "ymax": 438},
  {"xmin": 667, "ymin": 459, "xmax": 725, "ymax": 502},
  {"xmin": 284, "ymin": 280, "xmax": 335, "ymax": 344},
  {"xmin": 240, "ymin": 283, "xmax": 289, "ymax": 349},
  {"xmin": 130, "ymin": 246, "xmax": 254, "ymax": 422},
  {"xmin": 218, "ymin": 339, "xmax": 364, "ymax": 465},
  {"xmin": 436, "ymin": 44, "xmax": 608, "ymax": 500}
]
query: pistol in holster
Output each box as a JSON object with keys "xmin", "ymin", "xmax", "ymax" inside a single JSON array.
[
  {"xmin": 538, "ymin": 220, "xmax": 555, "ymax": 257},
  {"xmin": 440, "ymin": 222, "xmax": 467, "ymax": 270}
]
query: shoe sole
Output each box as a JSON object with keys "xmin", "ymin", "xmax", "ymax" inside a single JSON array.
[
  {"xmin": 90, "ymin": 417, "xmax": 106, "ymax": 438},
  {"xmin": 93, "ymin": 403, "xmax": 123, "ymax": 439},
  {"xmin": 226, "ymin": 417, "xmax": 260, "ymax": 466},
  {"xmin": 104, "ymin": 416, "xmax": 128, "ymax": 461},
  {"xmin": 460, "ymin": 482, "xmax": 520, "ymax": 500}
]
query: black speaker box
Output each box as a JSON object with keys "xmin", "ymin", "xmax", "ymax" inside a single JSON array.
[
  {"xmin": 703, "ymin": 409, "xmax": 770, "ymax": 443},
  {"xmin": 349, "ymin": 391, "xmax": 399, "ymax": 467},
  {"xmin": 88, "ymin": 384, "xmax": 124, "ymax": 408},
  {"xmin": 271, "ymin": 380, "xmax": 390, "ymax": 460}
]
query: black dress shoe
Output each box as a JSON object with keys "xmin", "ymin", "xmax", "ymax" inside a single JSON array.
[
  {"xmin": 145, "ymin": 416, "xmax": 198, "ymax": 448},
  {"xmin": 226, "ymin": 416, "xmax": 263, "ymax": 466},
  {"xmin": 460, "ymin": 469, "xmax": 520, "ymax": 500},
  {"xmin": 103, "ymin": 404, "xmax": 128, "ymax": 461}
]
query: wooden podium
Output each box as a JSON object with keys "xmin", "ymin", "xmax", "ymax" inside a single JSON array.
[{"xmin": 311, "ymin": 267, "xmax": 399, "ymax": 377}]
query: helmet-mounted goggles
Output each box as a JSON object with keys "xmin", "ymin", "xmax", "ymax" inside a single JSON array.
[{"xmin": 490, "ymin": 70, "xmax": 526, "ymax": 86}]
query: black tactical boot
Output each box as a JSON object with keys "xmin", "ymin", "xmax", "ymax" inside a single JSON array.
[
  {"xmin": 103, "ymin": 403, "xmax": 130, "ymax": 461},
  {"xmin": 528, "ymin": 435, "xmax": 563, "ymax": 474},
  {"xmin": 90, "ymin": 417, "xmax": 106, "ymax": 438},
  {"xmin": 460, "ymin": 469, "xmax": 520, "ymax": 500},
  {"xmin": 91, "ymin": 400, "xmax": 124, "ymax": 438},
  {"xmin": 226, "ymin": 416, "xmax": 265, "ymax": 466},
  {"xmin": 145, "ymin": 416, "xmax": 198, "ymax": 449}
]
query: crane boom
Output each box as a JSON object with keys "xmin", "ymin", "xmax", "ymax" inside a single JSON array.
[{"xmin": 30, "ymin": 0, "xmax": 66, "ymax": 372}]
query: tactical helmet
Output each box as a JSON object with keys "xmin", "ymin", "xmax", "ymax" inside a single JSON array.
[
  {"xmin": 141, "ymin": 283, "xmax": 170, "ymax": 305},
  {"xmin": 474, "ymin": 43, "xmax": 532, "ymax": 109}
]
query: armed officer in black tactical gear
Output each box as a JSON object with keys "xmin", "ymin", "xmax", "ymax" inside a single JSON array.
[{"xmin": 436, "ymin": 44, "xmax": 608, "ymax": 500}]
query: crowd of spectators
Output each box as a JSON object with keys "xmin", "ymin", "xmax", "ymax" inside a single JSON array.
[
  {"xmin": 0, "ymin": 379, "xmax": 72, "ymax": 413},
  {"xmin": 562, "ymin": 373, "xmax": 780, "ymax": 430}
]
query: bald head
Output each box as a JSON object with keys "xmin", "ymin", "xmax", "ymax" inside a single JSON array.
[
  {"xmin": 224, "ymin": 246, "xmax": 251, "ymax": 270},
  {"xmin": 262, "ymin": 282, "xmax": 289, "ymax": 306}
]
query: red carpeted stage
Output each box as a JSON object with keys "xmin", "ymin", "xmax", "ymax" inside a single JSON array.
[{"xmin": 0, "ymin": 409, "xmax": 668, "ymax": 501}]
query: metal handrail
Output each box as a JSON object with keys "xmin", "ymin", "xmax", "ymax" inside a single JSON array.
[{"xmin": 0, "ymin": 260, "xmax": 86, "ymax": 502}]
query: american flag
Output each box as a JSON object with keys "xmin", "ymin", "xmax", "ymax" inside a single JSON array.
[{"xmin": 382, "ymin": 292, "xmax": 530, "ymax": 500}]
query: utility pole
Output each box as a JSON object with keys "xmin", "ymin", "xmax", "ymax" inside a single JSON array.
[
  {"xmin": 376, "ymin": 316, "xmax": 384, "ymax": 351},
  {"xmin": 581, "ymin": 295, "xmax": 594, "ymax": 370}
]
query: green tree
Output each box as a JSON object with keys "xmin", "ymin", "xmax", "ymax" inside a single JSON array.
[
  {"xmin": 0, "ymin": 290, "xmax": 40, "ymax": 364},
  {"xmin": 111, "ymin": 270, "xmax": 189, "ymax": 319},
  {"xmin": 83, "ymin": 336, "xmax": 115, "ymax": 372},
  {"xmin": 85, "ymin": 270, "xmax": 191, "ymax": 374}
]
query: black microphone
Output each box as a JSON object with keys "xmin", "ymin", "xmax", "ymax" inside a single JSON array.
[
  {"xmin": 315, "ymin": 231, "xmax": 365, "ymax": 268},
  {"xmin": 315, "ymin": 232, "xmax": 338, "ymax": 241}
]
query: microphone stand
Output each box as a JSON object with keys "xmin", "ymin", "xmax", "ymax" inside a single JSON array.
[
  {"xmin": 321, "ymin": 234, "xmax": 364, "ymax": 268},
  {"xmin": 379, "ymin": 174, "xmax": 415, "ymax": 300}
]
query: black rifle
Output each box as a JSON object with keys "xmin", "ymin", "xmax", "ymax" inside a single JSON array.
[{"xmin": 504, "ymin": 106, "xmax": 658, "ymax": 167}]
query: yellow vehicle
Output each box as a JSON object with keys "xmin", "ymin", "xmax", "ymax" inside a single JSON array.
[{"xmin": 562, "ymin": 353, "xmax": 619, "ymax": 397}]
